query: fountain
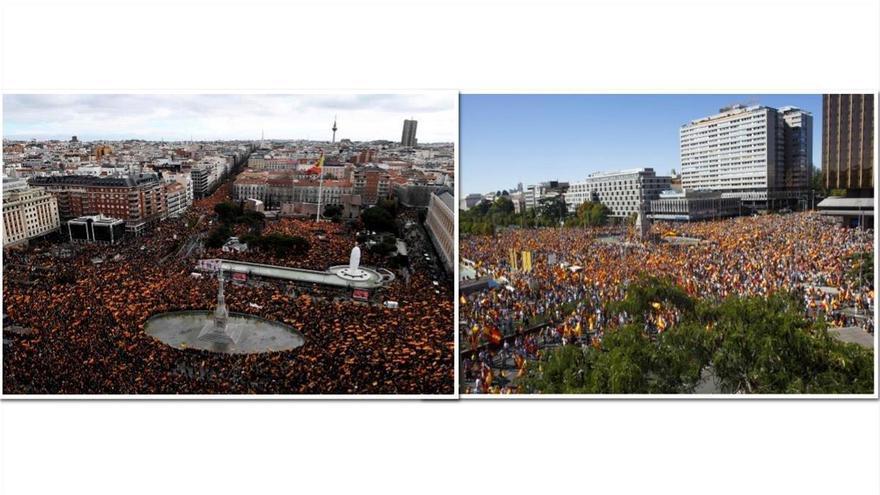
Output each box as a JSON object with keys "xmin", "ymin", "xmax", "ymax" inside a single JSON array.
[
  {"xmin": 336, "ymin": 244, "xmax": 371, "ymax": 281},
  {"xmin": 144, "ymin": 269, "xmax": 304, "ymax": 354}
]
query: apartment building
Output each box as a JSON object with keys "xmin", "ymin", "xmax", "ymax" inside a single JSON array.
[
  {"xmin": 2, "ymin": 176, "xmax": 61, "ymax": 248},
  {"xmin": 29, "ymin": 172, "xmax": 167, "ymax": 234}
]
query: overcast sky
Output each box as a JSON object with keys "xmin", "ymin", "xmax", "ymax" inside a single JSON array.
[{"xmin": 2, "ymin": 93, "xmax": 457, "ymax": 142}]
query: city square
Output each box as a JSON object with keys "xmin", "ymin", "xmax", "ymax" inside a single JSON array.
[
  {"xmin": 459, "ymin": 94, "xmax": 875, "ymax": 394},
  {"xmin": 2, "ymin": 94, "xmax": 456, "ymax": 395}
]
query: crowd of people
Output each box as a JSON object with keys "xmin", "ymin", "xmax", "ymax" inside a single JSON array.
[
  {"xmin": 460, "ymin": 212, "xmax": 874, "ymax": 394},
  {"xmin": 3, "ymin": 179, "xmax": 454, "ymax": 395}
]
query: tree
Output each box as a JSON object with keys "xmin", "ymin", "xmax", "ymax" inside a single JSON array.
[
  {"xmin": 251, "ymin": 233, "xmax": 310, "ymax": 257},
  {"xmin": 575, "ymin": 201, "xmax": 611, "ymax": 227},
  {"xmin": 323, "ymin": 204, "xmax": 343, "ymax": 220},
  {"xmin": 377, "ymin": 198, "xmax": 398, "ymax": 216},
  {"xmin": 205, "ymin": 225, "xmax": 231, "ymax": 249},
  {"xmin": 607, "ymin": 275, "xmax": 695, "ymax": 325},
  {"xmin": 709, "ymin": 293, "xmax": 873, "ymax": 394},
  {"xmin": 520, "ymin": 277, "xmax": 873, "ymax": 394},
  {"xmin": 521, "ymin": 344, "xmax": 597, "ymax": 394},
  {"xmin": 361, "ymin": 205, "xmax": 396, "ymax": 233},
  {"xmin": 847, "ymin": 251, "xmax": 873, "ymax": 286},
  {"xmin": 651, "ymin": 321, "xmax": 715, "ymax": 393},
  {"xmin": 538, "ymin": 195, "xmax": 568, "ymax": 224},
  {"xmin": 214, "ymin": 202, "xmax": 240, "ymax": 223},
  {"xmin": 490, "ymin": 196, "xmax": 515, "ymax": 216},
  {"xmin": 474, "ymin": 200, "xmax": 492, "ymax": 216},
  {"xmin": 369, "ymin": 238, "xmax": 397, "ymax": 256}
]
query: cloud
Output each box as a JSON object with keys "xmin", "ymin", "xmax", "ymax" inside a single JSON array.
[{"xmin": 3, "ymin": 93, "xmax": 457, "ymax": 142}]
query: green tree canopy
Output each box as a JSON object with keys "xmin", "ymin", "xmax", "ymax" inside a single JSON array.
[
  {"xmin": 574, "ymin": 200, "xmax": 611, "ymax": 227},
  {"xmin": 361, "ymin": 205, "xmax": 397, "ymax": 233},
  {"xmin": 519, "ymin": 278, "xmax": 874, "ymax": 394}
]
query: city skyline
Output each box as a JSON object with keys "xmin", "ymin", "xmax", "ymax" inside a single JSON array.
[
  {"xmin": 3, "ymin": 93, "xmax": 457, "ymax": 143},
  {"xmin": 461, "ymin": 94, "xmax": 823, "ymax": 195}
]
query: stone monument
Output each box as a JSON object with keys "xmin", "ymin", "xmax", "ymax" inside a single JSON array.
[
  {"xmin": 197, "ymin": 269, "xmax": 235, "ymax": 347},
  {"xmin": 338, "ymin": 244, "xmax": 370, "ymax": 280},
  {"xmin": 635, "ymin": 201, "xmax": 650, "ymax": 240}
]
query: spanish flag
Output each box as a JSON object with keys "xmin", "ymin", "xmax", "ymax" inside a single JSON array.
[
  {"xmin": 488, "ymin": 326, "xmax": 503, "ymax": 345},
  {"xmin": 307, "ymin": 153, "xmax": 325, "ymax": 174}
]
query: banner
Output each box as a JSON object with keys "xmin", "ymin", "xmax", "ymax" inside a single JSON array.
[
  {"xmin": 197, "ymin": 259, "xmax": 222, "ymax": 273},
  {"xmin": 521, "ymin": 250, "xmax": 532, "ymax": 272}
]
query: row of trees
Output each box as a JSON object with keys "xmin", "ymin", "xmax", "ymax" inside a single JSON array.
[
  {"xmin": 360, "ymin": 198, "xmax": 399, "ymax": 235},
  {"xmin": 205, "ymin": 202, "xmax": 266, "ymax": 249},
  {"xmin": 521, "ymin": 277, "xmax": 874, "ymax": 394},
  {"xmin": 460, "ymin": 196, "xmax": 613, "ymax": 235},
  {"xmin": 239, "ymin": 232, "xmax": 310, "ymax": 257},
  {"xmin": 205, "ymin": 201, "xmax": 312, "ymax": 257}
]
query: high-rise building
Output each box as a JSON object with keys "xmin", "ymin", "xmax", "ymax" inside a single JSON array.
[
  {"xmin": 680, "ymin": 104, "xmax": 811, "ymax": 207},
  {"xmin": 779, "ymin": 106, "xmax": 813, "ymax": 193},
  {"xmin": 817, "ymin": 94, "xmax": 875, "ymax": 227},
  {"xmin": 2, "ymin": 176, "xmax": 61, "ymax": 248},
  {"xmin": 822, "ymin": 94, "xmax": 874, "ymax": 194},
  {"xmin": 425, "ymin": 191, "xmax": 454, "ymax": 273},
  {"xmin": 401, "ymin": 119, "xmax": 418, "ymax": 147},
  {"xmin": 565, "ymin": 168, "xmax": 670, "ymax": 217}
]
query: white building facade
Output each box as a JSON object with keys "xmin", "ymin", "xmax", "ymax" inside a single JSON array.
[
  {"xmin": 565, "ymin": 168, "xmax": 671, "ymax": 217},
  {"xmin": 425, "ymin": 191, "xmax": 454, "ymax": 273},
  {"xmin": 2, "ymin": 176, "xmax": 61, "ymax": 248},
  {"xmin": 680, "ymin": 104, "xmax": 811, "ymax": 205}
]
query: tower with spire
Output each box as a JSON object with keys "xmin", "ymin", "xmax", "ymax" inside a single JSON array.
[{"xmin": 331, "ymin": 116, "xmax": 338, "ymax": 144}]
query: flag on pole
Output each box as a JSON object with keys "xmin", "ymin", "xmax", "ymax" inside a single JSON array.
[
  {"xmin": 307, "ymin": 153, "xmax": 325, "ymax": 174},
  {"xmin": 314, "ymin": 150, "xmax": 326, "ymax": 221}
]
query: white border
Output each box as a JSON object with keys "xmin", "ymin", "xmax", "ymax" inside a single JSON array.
[{"xmin": 1, "ymin": 89, "xmax": 460, "ymax": 400}]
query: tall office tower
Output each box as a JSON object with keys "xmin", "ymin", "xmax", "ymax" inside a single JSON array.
[
  {"xmin": 779, "ymin": 106, "xmax": 813, "ymax": 193},
  {"xmin": 401, "ymin": 119, "xmax": 418, "ymax": 147},
  {"xmin": 680, "ymin": 104, "xmax": 811, "ymax": 208},
  {"xmin": 822, "ymin": 94, "xmax": 874, "ymax": 195}
]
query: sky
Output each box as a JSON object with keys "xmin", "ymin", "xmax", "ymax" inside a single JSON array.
[
  {"xmin": 461, "ymin": 94, "xmax": 823, "ymax": 195},
  {"xmin": 2, "ymin": 93, "xmax": 457, "ymax": 143}
]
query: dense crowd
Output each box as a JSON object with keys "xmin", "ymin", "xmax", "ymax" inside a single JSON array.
[
  {"xmin": 3, "ymin": 182, "xmax": 454, "ymax": 395},
  {"xmin": 460, "ymin": 212, "xmax": 874, "ymax": 393}
]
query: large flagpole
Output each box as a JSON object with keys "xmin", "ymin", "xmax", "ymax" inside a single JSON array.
[
  {"xmin": 316, "ymin": 151, "xmax": 324, "ymax": 222},
  {"xmin": 316, "ymin": 118, "xmax": 336, "ymax": 223}
]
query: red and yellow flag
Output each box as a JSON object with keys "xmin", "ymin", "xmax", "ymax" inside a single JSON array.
[
  {"xmin": 307, "ymin": 153, "xmax": 325, "ymax": 174},
  {"xmin": 488, "ymin": 326, "xmax": 503, "ymax": 345}
]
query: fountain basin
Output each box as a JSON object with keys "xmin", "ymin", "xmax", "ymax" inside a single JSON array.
[{"xmin": 144, "ymin": 310, "xmax": 304, "ymax": 354}]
